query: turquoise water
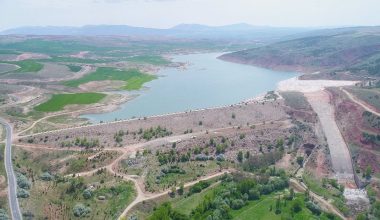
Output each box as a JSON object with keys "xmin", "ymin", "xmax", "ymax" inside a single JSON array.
[{"xmin": 81, "ymin": 53, "xmax": 298, "ymax": 122}]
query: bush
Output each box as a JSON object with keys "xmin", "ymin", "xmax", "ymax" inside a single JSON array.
[
  {"xmin": 0, "ymin": 209, "xmax": 8, "ymax": 220},
  {"xmin": 83, "ymin": 189, "xmax": 92, "ymax": 199},
  {"xmin": 189, "ymin": 181, "xmax": 210, "ymax": 195},
  {"xmin": 231, "ymin": 199, "xmax": 245, "ymax": 210},
  {"xmin": 40, "ymin": 172, "xmax": 53, "ymax": 181},
  {"xmin": 291, "ymin": 199, "xmax": 302, "ymax": 213},
  {"xmin": 73, "ymin": 203, "xmax": 91, "ymax": 217},
  {"xmin": 305, "ymin": 201, "xmax": 321, "ymax": 215},
  {"xmin": 248, "ymin": 189, "xmax": 260, "ymax": 200},
  {"xmin": 17, "ymin": 189, "xmax": 30, "ymax": 198},
  {"xmin": 16, "ymin": 173, "xmax": 30, "ymax": 189}
]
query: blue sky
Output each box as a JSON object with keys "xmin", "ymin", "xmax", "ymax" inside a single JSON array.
[{"xmin": 1, "ymin": 0, "xmax": 380, "ymax": 30}]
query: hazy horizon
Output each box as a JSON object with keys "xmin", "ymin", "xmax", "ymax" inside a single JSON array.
[{"xmin": 1, "ymin": 0, "xmax": 380, "ymax": 31}]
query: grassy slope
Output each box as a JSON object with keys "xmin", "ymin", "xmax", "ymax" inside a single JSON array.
[
  {"xmin": 1, "ymin": 60, "xmax": 43, "ymax": 73},
  {"xmin": 35, "ymin": 93, "xmax": 106, "ymax": 112},
  {"xmin": 172, "ymin": 183, "xmax": 218, "ymax": 215},
  {"xmin": 302, "ymin": 172, "xmax": 349, "ymax": 215},
  {"xmin": 222, "ymin": 26, "xmax": 380, "ymax": 76},
  {"xmin": 347, "ymin": 87, "xmax": 380, "ymax": 110},
  {"xmin": 63, "ymin": 67, "xmax": 156, "ymax": 90},
  {"xmin": 231, "ymin": 193, "xmax": 336, "ymax": 220}
]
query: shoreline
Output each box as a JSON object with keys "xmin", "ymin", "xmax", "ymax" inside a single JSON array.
[
  {"xmin": 78, "ymin": 54, "xmax": 358, "ymax": 124},
  {"xmin": 77, "ymin": 75, "xmax": 359, "ymax": 127}
]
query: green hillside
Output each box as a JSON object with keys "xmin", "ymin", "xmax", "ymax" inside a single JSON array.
[{"xmin": 221, "ymin": 26, "xmax": 380, "ymax": 78}]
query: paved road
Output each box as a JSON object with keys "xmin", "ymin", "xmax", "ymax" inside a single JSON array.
[{"xmin": 0, "ymin": 118, "xmax": 22, "ymax": 220}]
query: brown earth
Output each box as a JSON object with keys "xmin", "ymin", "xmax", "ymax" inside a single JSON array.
[
  {"xmin": 328, "ymin": 87, "xmax": 380, "ymax": 174},
  {"xmin": 18, "ymin": 100, "xmax": 288, "ymax": 148}
]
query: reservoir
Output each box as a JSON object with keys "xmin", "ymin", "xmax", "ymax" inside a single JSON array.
[{"xmin": 81, "ymin": 53, "xmax": 298, "ymax": 123}]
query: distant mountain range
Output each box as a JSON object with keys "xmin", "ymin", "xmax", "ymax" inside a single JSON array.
[{"xmin": 0, "ymin": 23, "xmax": 314, "ymax": 41}]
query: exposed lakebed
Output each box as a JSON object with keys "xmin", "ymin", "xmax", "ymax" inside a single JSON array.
[{"xmin": 81, "ymin": 53, "xmax": 298, "ymax": 122}]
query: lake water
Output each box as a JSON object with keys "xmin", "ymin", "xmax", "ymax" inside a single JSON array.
[{"xmin": 81, "ymin": 53, "xmax": 298, "ymax": 122}]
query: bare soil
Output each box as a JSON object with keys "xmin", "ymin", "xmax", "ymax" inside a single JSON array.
[{"xmin": 18, "ymin": 100, "xmax": 288, "ymax": 148}]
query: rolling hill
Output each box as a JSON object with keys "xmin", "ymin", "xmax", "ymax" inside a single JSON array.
[{"xmin": 220, "ymin": 26, "xmax": 380, "ymax": 79}]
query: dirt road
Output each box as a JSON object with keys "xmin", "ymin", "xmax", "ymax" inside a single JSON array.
[
  {"xmin": 341, "ymin": 88, "xmax": 380, "ymax": 117},
  {"xmin": 290, "ymin": 178, "xmax": 346, "ymax": 220},
  {"xmin": 117, "ymin": 170, "xmax": 230, "ymax": 220}
]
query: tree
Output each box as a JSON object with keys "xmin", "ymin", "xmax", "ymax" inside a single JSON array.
[
  {"xmin": 306, "ymin": 201, "xmax": 321, "ymax": 215},
  {"xmin": 170, "ymin": 186, "xmax": 176, "ymax": 197},
  {"xmin": 355, "ymin": 213, "xmax": 366, "ymax": 220},
  {"xmin": 178, "ymin": 183, "xmax": 184, "ymax": 195},
  {"xmin": 365, "ymin": 166, "xmax": 372, "ymax": 179},
  {"xmin": 296, "ymin": 156, "xmax": 304, "ymax": 167},
  {"xmin": 231, "ymin": 199, "xmax": 245, "ymax": 210},
  {"xmin": 237, "ymin": 151, "xmax": 243, "ymax": 163},
  {"xmin": 245, "ymin": 151, "xmax": 250, "ymax": 159},
  {"xmin": 288, "ymin": 188, "xmax": 294, "ymax": 200},
  {"xmin": 291, "ymin": 199, "xmax": 302, "ymax": 213},
  {"xmin": 275, "ymin": 196, "xmax": 281, "ymax": 214},
  {"xmin": 248, "ymin": 189, "xmax": 260, "ymax": 200}
]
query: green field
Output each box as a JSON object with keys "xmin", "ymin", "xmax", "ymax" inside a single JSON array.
[
  {"xmin": 173, "ymin": 183, "xmax": 218, "ymax": 215},
  {"xmin": 63, "ymin": 67, "xmax": 156, "ymax": 90},
  {"xmin": 2, "ymin": 60, "xmax": 43, "ymax": 73},
  {"xmin": 34, "ymin": 93, "xmax": 106, "ymax": 112}
]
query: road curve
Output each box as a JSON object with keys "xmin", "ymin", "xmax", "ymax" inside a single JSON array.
[
  {"xmin": 0, "ymin": 118, "xmax": 22, "ymax": 220},
  {"xmin": 341, "ymin": 88, "xmax": 380, "ymax": 117}
]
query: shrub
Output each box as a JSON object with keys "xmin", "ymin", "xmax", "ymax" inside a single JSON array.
[
  {"xmin": 291, "ymin": 199, "xmax": 302, "ymax": 213},
  {"xmin": 40, "ymin": 172, "xmax": 53, "ymax": 181},
  {"xmin": 0, "ymin": 209, "xmax": 8, "ymax": 220},
  {"xmin": 237, "ymin": 151, "xmax": 243, "ymax": 163},
  {"xmin": 83, "ymin": 189, "xmax": 92, "ymax": 199},
  {"xmin": 248, "ymin": 189, "xmax": 260, "ymax": 200},
  {"xmin": 16, "ymin": 173, "xmax": 30, "ymax": 189},
  {"xmin": 73, "ymin": 203, "xmax": 91, "ymax": 217},
  {"xmin": 17, "ymin": 189, "xmax": 30, "ymax": 198},
  {"xmin": 189, "ymin": 181, "xmax": 210, "ymax": 195},
  {"xmin": 231, "ymin": 199, "xmax": 245, "ymax": 210},
  {"xmin": 296, "ymin": 156, "xmax": 304, "ymax": 167},
  {"xmin": 305, "ymin": 201, "xmax": 321, "ymax": 215}
]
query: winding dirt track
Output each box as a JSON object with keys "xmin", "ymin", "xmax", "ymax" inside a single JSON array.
[
  {"xmin": 290, "ymin": 178, "xmax": 346, "ymax": 220},
  {"xmin": 59, "ymin": 130, "xmax": 234, "ymax": 219},
  {"xmin": 341, "ymin": 88, "xmax": 380, "ymax": 117}
]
